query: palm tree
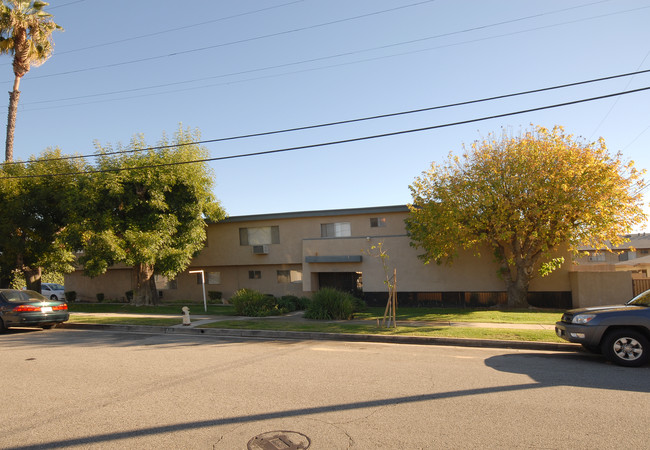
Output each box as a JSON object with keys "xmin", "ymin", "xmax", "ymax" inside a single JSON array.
[{"xmin": 0, "ymin": 0, "xmax": 60, "ymax": 162}]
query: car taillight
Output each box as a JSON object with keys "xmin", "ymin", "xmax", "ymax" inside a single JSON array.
[
  {"xmin": 53, "ymin": 304, "xmax": 68, "ymax": 311},
  {"xmin": 13, "ymin": 305, "xmax": 41, "ymax": 312}
]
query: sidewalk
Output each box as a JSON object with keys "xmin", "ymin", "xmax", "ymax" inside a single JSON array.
[{"xmin": 64, "ymin": 312, "xmax": 576, "ymax": 353}]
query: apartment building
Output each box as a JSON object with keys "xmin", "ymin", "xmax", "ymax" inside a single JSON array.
[{"xmin": 66, "ymin": 205, "xmax": 577, "ymax": 307}]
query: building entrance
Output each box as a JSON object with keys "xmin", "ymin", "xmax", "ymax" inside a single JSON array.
[{"xmin": 317, "ymin": 272, "xmax": 362, "ymax": 296}]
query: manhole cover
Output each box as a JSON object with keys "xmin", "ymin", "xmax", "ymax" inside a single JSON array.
[{"xmin": 247, "ymin": 430, "xmax": 311, "ymax": 450}]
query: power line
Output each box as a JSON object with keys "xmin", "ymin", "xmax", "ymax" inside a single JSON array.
[
  {"xmin": 589, "ymin": 49, "xmax": 650, "ymax": 140},
  {"xmin": 16, "ymin": 4, "xmax": 647, "ymax": 111},
  {"xmin": 52, "ymin": 1, "xmax": 306, "ymax": 57},
  {"xmin": 3, "ymin": 84, "xmax": 650, "ymax": 179},
  {"xmin": 45, "ymin": 0, "xmax": 611, "ymax": 60},
  {"xmin": 47, "ymin": 0, "xmax": 87, "ymax": 10},
  {"xmin": 11, "ymin": 0, "xmax": 437, "ymax": 81},
  {"xmin": 5, "ymin": 68, "xmax": 650, "ymax": 166},
  {"xmin": 13, "ymin": 0, "xmax": 636, "ymax": 85}
]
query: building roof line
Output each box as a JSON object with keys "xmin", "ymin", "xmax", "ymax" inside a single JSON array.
[{"xmin": 218, "ymin": 205, "xmax": 409, "ymax": 223}]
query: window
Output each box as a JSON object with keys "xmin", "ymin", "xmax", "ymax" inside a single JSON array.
[
  {"xmin": 370, "ymin": 217, "xmax": 386, "ymax": 227},
  {"xmin": 239, "ymin": 226, "xmax": 280, "ymax": 246},
  {"xmin": 207, "ymin": 272, "xmax": 221, "ymax": 285},
  {"xmin": 588, "ymin": 253, "xmax": 606, "ymax": 262},
  {"xmin": 155, "ymin": 275, "xmax": 177, "ymax": 290},
  {"xmin": 277, "ymin": 270, "xmax": 290, "ymax": 283},
  {"xmin": 249, "ymin": 270, "xmax": 262, "ymax": 279},
  {"xmin": 277, "ymin": 270, "xmax": 303, "ymax": 284},
  {"xmin": 321, "ymin": 222, "xmax": 351, "ymax": 238}
]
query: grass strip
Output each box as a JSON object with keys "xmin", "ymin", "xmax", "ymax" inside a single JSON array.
[
  {"xmin": 198, "ymin": 320, "xmax": 564, "ymax": 342},
  {"xmin": 67, "ymin": 315, "xmax": 182, "ymax": 326},
  {"xmin": 67, "ymin": 304, "xmax": 562, "ymax": 324},
  {"xmin": 356, "ymin": 307, "xmax": 563, "ymax": 324},
  {"xmin": 68, "ymin": 303, "xmax": 236, "ymax": 316}
]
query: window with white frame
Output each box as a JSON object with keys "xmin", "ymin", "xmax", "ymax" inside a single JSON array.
[
  {"xmin": 321, "ymin": 222, "xmax": 351, "ymax": 238},
  {"xmin": 239, "ymin": 226, "xmax": 280, "ymax": 246}
]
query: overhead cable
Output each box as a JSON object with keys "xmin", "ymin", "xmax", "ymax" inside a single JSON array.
[
  {"xmin": 2, "ymin": 85, "xmax": 650, "ymax": 179},
  {"xmin": 3, "ymin": 68, "xmax": 649, "ymax": 166}
]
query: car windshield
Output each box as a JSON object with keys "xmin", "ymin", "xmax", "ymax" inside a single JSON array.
[
  {"xmin": 627, "ymin": 289, "xmax": 650, "ymax": 307},
  {"xmin": 2, "ymin": 290, "xmax": 48, "ymax": 303}
]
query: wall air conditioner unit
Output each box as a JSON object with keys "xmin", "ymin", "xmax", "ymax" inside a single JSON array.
[{"xmin": 252, "ymin": 244, "xmax": 269, "ymax": 255}]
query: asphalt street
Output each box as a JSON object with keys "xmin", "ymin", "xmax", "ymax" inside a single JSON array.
[{"xmin": 3, "ymin": 328, "xmax": 649, "ymax": 449}]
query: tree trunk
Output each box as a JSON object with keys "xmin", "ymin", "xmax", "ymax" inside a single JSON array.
[
  {"xmin": 5, "ymin": 83, "xmax": 20, "ymax": 162},
  {"xmin": 504, "ymin": 262, "xmax": 531, "ymax": 308},
  {"xmin": 24, "ymin": 266, "xmax": 42, "ymax": 293},
  {"xmin": 133, "ymin": 263, "xmax": 157, "ymax": 305}
]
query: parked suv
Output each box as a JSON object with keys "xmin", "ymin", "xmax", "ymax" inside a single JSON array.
[
  {"xmin": 41, "ymin": 283, "xmax": 65, "ymax": 301},
  {"xmin": 555, "ymin": 289, "xmax": 650, "ymax": 367}
]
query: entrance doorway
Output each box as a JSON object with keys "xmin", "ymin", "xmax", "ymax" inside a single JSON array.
[{"xmin": 317, "ymin": 272, "xmax": 362, "ymax": 296}]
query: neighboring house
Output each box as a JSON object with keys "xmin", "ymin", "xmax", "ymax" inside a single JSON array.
[
  {"xmin": 573, "ymin": 233, "xmax": 650, "ymax": 298},
  {"xmin": 576, "ymin": 233, "xmax": 650, "ymax": 268},
  {"xmin": 65, "ymin": 205, "xmax": 577, "ymax": 308}
]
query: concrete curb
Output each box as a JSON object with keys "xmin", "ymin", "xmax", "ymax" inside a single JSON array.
[{"xmin": 59, "ymin": 322, "xmax": 581, "ymax": 352}]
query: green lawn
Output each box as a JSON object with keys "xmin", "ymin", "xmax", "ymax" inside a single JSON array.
[
  {"xmin": 67, "ymin": 303, "xmax": 562, "ymax": 324},
  {"xmin": 65, "ymin": 303, "xmax": 565, "ymax": 343},
  {"xmin": 197, "ymin": 320, "xmax": 563, "ymax": 342},
  {"xmin": 67, "ymin": 315, "xmax": 183, "ymax": 326},
  {"xmin": 355, "ymin": 307, "xmax": 563, "ymax": 324},
  {"xmin": 68, "ymin": 302, "xmax": 237, "ymax": 316}
]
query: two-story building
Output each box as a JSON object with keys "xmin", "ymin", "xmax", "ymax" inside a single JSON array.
[{"xmin": 66, "ymin": 205, "xmax": 585, "ymax": 308}]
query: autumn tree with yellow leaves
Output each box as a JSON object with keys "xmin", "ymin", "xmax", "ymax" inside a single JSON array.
[{"xmin": 406, "ymin": 125, "xmax": 647, "ymax": 307}]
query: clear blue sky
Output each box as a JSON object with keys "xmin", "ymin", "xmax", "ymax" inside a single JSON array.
[{"xmin": 3, "ymin": 0, "xmax": 649, "ymax": 227}]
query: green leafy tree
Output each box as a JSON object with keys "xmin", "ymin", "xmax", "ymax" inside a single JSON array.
[
  {"xmin": 0, "ymin": 148, "xmax": 87, "ymax": 290},
  {"xmin": 406, "ymin": 125, "xmax": 647, "ymax": 307},
  {"xmin": 0, "ymin": 0, "xmax": 61, "ymax": 161},
  {"xmin": 78, "ymin": 126, "xmax": 226, "ymax": 305}
]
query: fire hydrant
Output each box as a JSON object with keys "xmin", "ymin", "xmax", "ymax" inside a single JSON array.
[{"xmin": 182, "ymin": 306, "xmax": 191, "ymax": 326}]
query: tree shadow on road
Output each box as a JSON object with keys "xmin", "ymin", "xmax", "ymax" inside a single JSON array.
[{"xmin": 7, "ymin": 351, "xmax": 649, "ymax": 449}]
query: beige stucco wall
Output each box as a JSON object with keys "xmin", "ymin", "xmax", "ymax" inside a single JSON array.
[
  {"xmin": 66, "ymin": 268, "xmax": 133, "ymax": 302},
  {"xmin": 302, "ymin": 234, "xmax": 572, "ymax": 293},
  {"xmin": 65, "ymin": 207, "xmax": 575, "ymax": 303},
  {"xmin": 569, "ymin": 271, "xmax": 633, "ymax": 307}
]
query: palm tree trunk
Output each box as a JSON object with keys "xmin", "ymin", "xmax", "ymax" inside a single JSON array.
[{"xmin": 5, "ymin": 77, "xmax": 21, "ymax": 162}]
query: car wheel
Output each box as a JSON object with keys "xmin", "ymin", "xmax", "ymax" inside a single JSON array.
[
  {"xmin": 50, "ymin": 295, "xmax": 57, "ymax": 300},
  {"xmin": 0, "ymin": 318, "xmax": 5, "ymax": 334},
  {"xmin": 41, "ymin": 324, "xmax": 57, "ymax": 330},
  {"xmin": 601, "ymin": 330, "xmax": 650, "ymax": 367}
]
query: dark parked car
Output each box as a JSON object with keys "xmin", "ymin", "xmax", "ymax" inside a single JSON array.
[
  {"xmin": 0, "ymin": 289, "xmax": 69, "ymax": 332},
  {"xmin": 555, "ymin": 289, "xmax": 650, "ymax": 367}
]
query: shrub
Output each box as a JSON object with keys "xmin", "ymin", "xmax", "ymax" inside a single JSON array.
[
  {"xmin": 96, "ymin": 293, "xmax": 105, "ymax": 303},
  {"xmin": 231, "ymin": 288, "xmax": 279, "ymax": 317},
  {"xmin": 277, "ymin": 295, "xmax": 311, "ymax": 312},
  {"xmin": 64, "ymin": 291, "xmax": 76, "ymax": 303},
  {"xmin": 125, "ymin": 290, "xmax": 134, "ymax": 302},
  {"xmin": 304, "ymin": 287, "xmax": 357, "ymax": 320}
]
